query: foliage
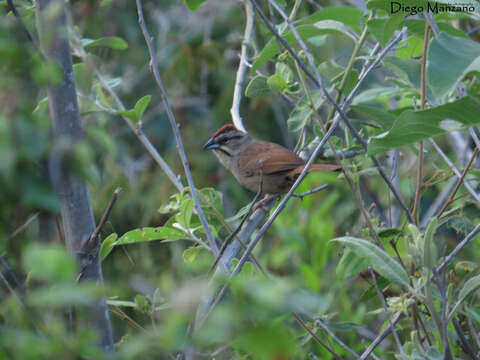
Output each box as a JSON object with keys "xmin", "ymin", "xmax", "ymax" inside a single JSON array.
[{"xmin": 1, "ymin": 0, "xmax": 480, "ymax": 359}]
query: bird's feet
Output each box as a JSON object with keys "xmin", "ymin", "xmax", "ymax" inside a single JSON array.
[{"xmin": 254, "ymin": 194, "xmax": 278, "ymax": 213}]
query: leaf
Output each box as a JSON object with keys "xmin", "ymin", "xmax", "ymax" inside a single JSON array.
[
  {"xmin": 368, "ymin": 96, "xmax": 480, "ymax": 155},
  {"xmin": 351, "ymin": 86, "xmax": 402, "ymax": 105},
  {"xmin": 116, "ymin": 226, "xmax": 185, "ymax": 245},
  {"xmin": 276, "ymin": 62, "xmax": 293, "ymax": 83},
  {"xmin": 23, "ymin": 244, "xmax": 75, "ymax": 284},
  {"xmin": 267, "ymin": 73, "xmax": 287, "ymax": 92},
  {"xmin": 245, "ymin": 75, "xmax": 270, "ymax": 98},
  {"xmin": 73, "ymin": 63, "xmax": 93, "ymax": 94},
  {"xmin": 100, "ymin": 233, "xmax": 118, "ymax": 261},
  {"xmin": 423, "ymin": 217, "xmax": 438, "ymax": 270},
  {"xmin": 331, "ymin": 237, "xmax": 409, "ymax": 287},
  {"xmin": 427, "ymin": 32, "xmax": 480, "ymax": 100},
  {"xmin": 367, "ymin": 14, "xmax": 404, "ymax": 47},
  {"xmin": 378, "ymin": 227, "xmax": 402, "ymax": 240},
  {"xmin": 287, "ymin": 105, "xmax": 312, "ymax": 132},
  {"xmin": 183, "ymin": 246, "xmax": 200, "ymax": 262},
  {"xmin": 397, "ymin": 36, "xmax": 424, "ymax": 59},
  {"xmin": 82, "ymin": 37, "xmax": 128, "ymax": 50},
  {"xmin": 176, "ymin": 198, "xmax": 194, "ymax": 229},
  {"xmin": 403, "ymin": 19, "xmax": 469, "ymax": 39},
  {"xmin": 449, "ymin": 274, "xmax": 480, "ymax": 320},
  {"xmin": 336, "ymin": 248, "xmax": 370, "ymax": 281},
  {"xmin": 349, "ymin": 104, "xmax": 396, "ymax": 129},
  {"xmin": 298, "ymin": 6, "xmax": 363, "ymax": 33},
  {"xmin": 117, "ymin": 95, "xmax": 152, "ymax": 124},
  {"xmin": 135, "ymin": 294, "xmax": 149, "ymax": 313},
  {"xmin": 251, "ymin": 22, "xmax": 355, "ymax": 72},
  {"xmin": 181, "ymin": 0, "xmax": 205, "ymax": 11},
  {"xmin": 446, "ymin": 216, "xmax": 474, "ymax": 235}
]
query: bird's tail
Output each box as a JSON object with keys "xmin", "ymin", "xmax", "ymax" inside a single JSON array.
[{"xmin": 306, "ymin": 164, "xmax": 341, "ymax": 172}]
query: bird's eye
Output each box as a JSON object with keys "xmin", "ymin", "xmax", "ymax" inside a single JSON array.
[{"xmin": 219, "ymin": 138, "xmax": 228, "ymax": 144}]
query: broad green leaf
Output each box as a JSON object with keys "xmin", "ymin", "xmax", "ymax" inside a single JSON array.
[
  {"xmin": 423, "ymin": 217, "xmax": 438, "ymax": 270},
  {"xmin": 383, "ymin": 56, "xmax": 423, "ymax": 92},
  {"xmin": 397, "ymin": 36, "xmax": 424, "ymax": 59},
  {"xmin": 251, "ymin": 22, "xmax": 355, "ymax": 72},
  {"xmin": 336, "ymin": 248, "xmax": 370, "ymax": 281},
  {"xmin": 351, "ymin": 86, "xmax": 402, "ymax": 105},
  {"xmin": 23, "ymin": 244, "xmax": 75, "ymax": 284},
  {"xmin": 27, "ymin": 284, "xmax": 99, "ymax": 307},
  {"xmin": 177, "ymin": 198, "xmax": 194, "ymax": 229},
  {"xmin": 73, "ymin": 63, "xmax": 93, "ymax": 94},
  {"xmin": 331, "ymin": 237, "xmax": 409, "ymax": 287},
  {"xmin": 116, "ymin": 226, "xmax": 185, "ymax": 245},
  {"xmin": 100, "ymin": 233, "xmax": 118, "ymax": 261},
  {"xmin": 267, "ymin": 73, "xmax": 287, "ymax": 92},
  {"xmin": 402, "ymin": 19, "xmax": 468, "ymax": 39},
  {"xmin": 427, "ymin": 32, "xmax": 480, "ymax": 100},
  {"xmin": 378, "ymin": 227, "xmax": 403, "ymax": 239},
  {"xmin": 82, "ymin": 37, "xmax": 128, "ymax": 50},
  {"xmin": 182, "ymin": 0, "xmax": 205, "ymax": 11},
  {"xmin": 298, "ymin": 6, "xmax": 363, "ymax": 33},
  {"xmin": 245, "ymin": 75, "xmax": 270, "ymax": 98},
  {"xmin": 287, "ymin": 104, "xmax": 312, "ymax": 132},
  {"xmin": 135, "ymin": 294, "xmax": 149, "ymax": 313},
  {"xmin": 117, "ymin": 95, "xmax": 152, "ymax": 124},
  {"xmin": 446, "ymin": 216, "xmax": 475, "ymax": 235},
  {"xmin": 349, "ymin": 104, "xmax": 396, "ymax": 129},
  {"xmin": 367, "ymin": 14, "xmax": 404, "ymax": 47},
  {"xmin": 368, "ymin": 96, "xmax": 480, "ymax": 155},
  {"xmin": 275, "ymin": 62, "xmax": 293, "ymax": 83},
  {"xmin": 449, "ymin": 274, "xmax": 480, "ymax": 320},
  {"xmin": 183, "ymin": 246, "xmax": 200, "ymax": 262}
]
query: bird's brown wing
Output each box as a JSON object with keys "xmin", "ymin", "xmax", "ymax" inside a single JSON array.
[{"xmin": 238, "ymin": 140, "xmax": 304, "ymax": 176}]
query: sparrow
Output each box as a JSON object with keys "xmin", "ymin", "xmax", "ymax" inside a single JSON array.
[{"xmin": 203, "ymin": 124, "xmax": 340, "ymax": 195}]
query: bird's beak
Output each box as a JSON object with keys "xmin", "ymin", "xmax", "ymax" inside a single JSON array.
[{"xmin": 203, "ymin": 137, "xmax": 220, "ymax": 150}]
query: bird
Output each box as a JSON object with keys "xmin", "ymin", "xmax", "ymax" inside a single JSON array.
[{"xmin": 203, "ymin": 124, "xmax": 340, "ymax": 195}]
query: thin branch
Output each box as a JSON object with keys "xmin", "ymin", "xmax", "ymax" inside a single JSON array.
[
  {"xmin": 452, "ymin": 316, "xmax": 478, "ymax": 360},
  {"xmin": 136, "ymin": 0, "xmax": 219, "ymax": 257},
  {"xmin": 230, "ymin": 0, "xmax": 254, "ymax": 132},
  {"xmin": 369, "ymin": 267, "xmax": 407, "ymax": 360},
  {"xmin": 293, "ymin": 313, "xmax": 341, "ymax": 359},
  {"xmin": 412, "ymin": 21, "xmax": 430, "ymax": 223},
  {"xmin": 437, "ymin": 147, "xmax": 479, "ymax": 218},
  {"xmin": 432, "ymin": 268, "xmax": 452, "ymax": 359},
  {"xmin": 293, "ymin": 184, "xmax": 328, "ymax": 199},
  {"xmin": 314, "ymin": 318, "xmax": 360, "ymax": 358},
  {"xmin": 9, "ymin": 212, "xmax": 39, "ymax": 239},
  {"xmin": 429, "ymin": 138, "xmax": 480, "ymax": 202}
]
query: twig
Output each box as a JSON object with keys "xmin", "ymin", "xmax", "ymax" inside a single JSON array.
[
  {"xmin": 77, "ymin": 187, "xmax": 122, "ymax": 281},
  {"xmin": 412, "ymin": 21, "xmax": 430, "ymax": 223},
  {"xmin": 136, "ymin": 0, "xmax": 219, "ymax": 257},
  {"xmin": 54, "ymin": 216, "xmax": 65, "ymax": 245},
  {"xmin": 437, "ymin": 147, "xmax": 478, "ymax": 218},
  {"xmin": 293, "ymin": 313, "xmax": 341, "ymax": 359},
  {"xmin": 257, "ymin": 0, "xmax": 414, "ymax": 224},
  {"xmin": 293, "ymin": 184, "xmax": 328, "ymax": 199},
  {"xmin": 429, "ymin": 139, "xmax": 480, "ymax": 202},
  {"xmin": 230, "ymin": 0, "xmax": 254, "ymax": 132},
  {"xmin": 369, "ymin": 267, "xmax": 407, "ymax": 360},
  {"xmin": 9, "ymin": 212, "xmax": 39, "ymax": 239},
  {"xmin": 83, "ymin": 187, "xmax": 122, "ymax": 254},
  {"xmin": 452, "ymin": 316, "xmax": 478, "ymax": 360},
  {"xmin": 314, "ymin": 318, "xmax": 360, "ymax": 358},
  {"xmin": 208, "ymin": 165, "xmax": 264, "ymax": 274},
  {"xmin": 432, "ymin": 268, "xmax": 452, "ymax": 359}
]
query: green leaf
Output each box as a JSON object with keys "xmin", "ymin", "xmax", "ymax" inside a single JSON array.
[
  {"xmin": 73, "ymin": 63, "xmax": 93, "ymax": 94},
  {"xmin": 336, "ymin": 248, "xmax": 370, "ymax": 281},
  {"xmin": 423, "ymin": 217, "xmax": 438, "ymax": 270},
  {"xmin": 181, "ymin": 0, "xmax": 205, "ymax": 11},
  {"xmin": 367, "ymin": 14, "xmax": 404, "ymax": 47},
  {"xmin": 245, "ymin": 75, "xmax": 270, "ymax": 98},
  {"xmin": 135, "ymin": 294, "xmax": 149, "ymax": 313},
  {"xmin": 287, "ymin": 104, "xmax": 313, "ymax": 132},
  {"xmin": 251, "ymin": 22, "xmax": 355, "ymax": 72},
  {"xmin": 117, "ymin": 95, "xmax": 152, "ymax": 124},
  {"xmin": 383, "ymin": 56, "xmax": 422, "ymax": 92},
  {"xmin": 183, "ymin": 246, "xmax": 200, "ymax": 262},
  {"xmin": 397, "ymin": 36, "xmax": 424, "ymax": 59},
  {"xmin": 176, "ymin": 198, "xmax": 194, "ymax": 229},
  {"xmin": 23, "ymin": 244, "xmax": 75, "ymax": 284},
  {"xmin": 100, "ymin": 233, "xmax": 118, "ymax": 261},
  {"xmin": 275, "ymin": 62, "xmax": 293, "ymax": 83},
  {"xmin": 352, "ymin": 86, "xmax": 402, "ymax": 105},
  {"xmin": 403, "ymin": 18, "xmax": 469, "ymax": 40},
  {"xmin": 82, "ymin": 36, "xmax": 128, "ymax": 50},
  {"xmin": 378, "ymin": 227, "xmax": 402, "ymax": 240},
  {"xmin": 449, "ymin": 274, "xmax": 480, "ymax": 319},
  {"xmin": 298, "ymin": 6, "xmax": 363, "ymax": 33},
  {"xmin": 368, "ymin": 96, "xmax": 480, "ymax": 155},
  {"xmin": 331, "ymin": 237, "xmax": 409, "ymax": 287},
  {"xmin": 427, "ymin": 32, "xmax": 480, "ymax": 100},
  {"xmin": 27, "ymin": 284, "xmax": 99, "ymax": 307},
  {"xmin": 349, "ymin": 104, "xmax": 396, "ymax": 129},
  {"xmin": 116, "ymin": 226, "xmax": 185, "ymax": 245},
  {"xmin": 267, "ymin": 73, "xmax": 287, "ymax": 92}
]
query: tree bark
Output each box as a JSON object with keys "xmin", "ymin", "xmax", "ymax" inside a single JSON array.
[{"xmin": 35, "ymin": 0, "xmax": 115, "ymax": 352}]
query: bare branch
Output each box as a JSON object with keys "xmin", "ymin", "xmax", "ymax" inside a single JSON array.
[
  {"xmin": 293, "ymin": 184, "xmax": 328, "ymax": 199},
  {"xmin": 136, "ymin": 0, "xmax": 219, "ymax": 257},
  {"xmin": 314, "ymin": 318, "xmax": 360, "ymax": 358},
  {"xmin": 369, "ymin": 267, "xmax": 407, "ymax": 360},
  {"xmin": 230, "ymin": 0, "xmax": 254, "ymax": 132}
]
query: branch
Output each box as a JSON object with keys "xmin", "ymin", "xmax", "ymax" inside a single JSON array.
[
  {"xmin": 437, "ymin": 147, "xmax": 479, "ymax": 218},
  {"xmin": 230, "ymin": 0, "xmax": 254, "ymax": 132},
  {"xmin": 369, "ymin": 267, "xmax": 407, "ymax": 360},
  {"xmin": 35, "ymin": 0, "xmax": 114, "ymax": 351},
  {"xmin": 136, "ymin": 0, "xmax": 219, "ymax": 257}
]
